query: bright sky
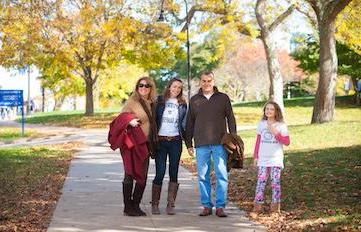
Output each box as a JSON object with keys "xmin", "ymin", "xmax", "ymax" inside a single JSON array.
[{"xmin": 0, "ymin": 67, "xmax": 41, "ymax": 99}]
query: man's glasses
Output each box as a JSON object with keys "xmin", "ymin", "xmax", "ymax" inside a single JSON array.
[{"xmin": 138, "ymin": 83, "xmax": 152, "ymax": 88}]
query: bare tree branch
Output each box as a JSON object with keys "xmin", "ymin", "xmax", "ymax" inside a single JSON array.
[
  {"xmin": 255, "ymin": 0, "xmax": 267, "ymax": 32},
  {"xmin": 180, "ymin": 5, "xmax": 210, "ymax": 32},
  {"xmin": 269, "ymin": 4, "xmax": 295, "ymax": 32},
  {"xmin": 93, "ymin": 41, "xmax": 106, "ymax": 85},
  {"xmin": 327, "ymin": 0, "xmax": 352, "ymax": 22},
  {"xmin": 295, "ymin": 4, "xmax": 318, "ymax": 27}
]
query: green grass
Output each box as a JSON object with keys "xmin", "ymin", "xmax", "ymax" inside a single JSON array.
[
  {"xmin": 21, "ymin": 96, "xmax": 360, "ymax": 129},
  {"xmin": 238, "ymin": 121, "xmax": 361, "ymax": 156},
  {"xmin": 233, "ymin": 96, "xmax": 361, "ymax": 126},
  {"xmin": 0, "ymin": 128, "xmax": 40, "ymax": 143},
  {"xmin": 0, "ymin": 146, "xmax": 75, "ymax": 231},
  {"xmin": 23, "ymin": 111, "xmax": 118, "ymax": 128}
]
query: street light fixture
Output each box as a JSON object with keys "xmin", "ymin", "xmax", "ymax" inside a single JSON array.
[{"xmin": 159, "ymin": 0, "xmax": 191, "ymax": 101}]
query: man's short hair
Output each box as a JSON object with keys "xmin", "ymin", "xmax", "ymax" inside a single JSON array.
[{"xmin": 200, "ymin": 71, "xmax": 214, "ymax": 78}]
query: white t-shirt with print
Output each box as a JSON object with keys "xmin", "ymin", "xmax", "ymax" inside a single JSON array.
[
  {"xmin": 158, "ymin": 98, "xmax": 179, "ymax": 136},
  {"xmin": 256, "ymin": 120, "xmax": 288, "ymax": 168}
]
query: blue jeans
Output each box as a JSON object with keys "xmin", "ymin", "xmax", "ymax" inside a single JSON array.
[
  {"xmin": 153, "ymin": 139, "xmax": 182, "ymax": 185},
  {"xmin": 196, "ymin": 145, "xmax": 228, "ymax": 209}
]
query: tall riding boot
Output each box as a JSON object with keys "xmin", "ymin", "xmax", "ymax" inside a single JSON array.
[
  {"xmin": 133, "ymin": 183, "xmax": 147, "ymax": 216},
  {"xmin": 151, "ymin": 183, "xmax": 162, "ymax": 214},
  {"xmin": 122, "ymin": 182, "xmax": 138, "ymax": 216},
  {"xmin": 166, "ymin": 182, "xmax": 179, "ymax": 215}
]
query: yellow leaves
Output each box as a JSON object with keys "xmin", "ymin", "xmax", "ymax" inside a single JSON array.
[
  {"xmin": 102, "ymin": 20, "xmax": 118, "ymax": 39},
  {"xmin": 176, "ymin": 32, "xmax": 187, "ymax": 42},
  {"xmin": 336, "ymin": 1, "xmax": 361, "ymax": 55},
  {"xmin": 98, "ymin": 62, "xmax": 146, "ymax": 107}
]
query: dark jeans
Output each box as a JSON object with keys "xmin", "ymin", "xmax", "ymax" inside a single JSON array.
[{"xmin": 153, "ymin": 139, "xmax": 182, "ymax": 185}]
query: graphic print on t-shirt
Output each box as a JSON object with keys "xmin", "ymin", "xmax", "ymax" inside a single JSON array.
[
  {"xmin": 162, "ymin": 102, "xmax": 179, "ymax": 124},
  {"xmin": 158, "ymin": 99, "xmax": 179, "ymax": 136},
  {"xmin": 260, "ymin": 128, "xmax": 278, "ymax": 144},
  {"xmin": 256, "ymin": 120, "xmax": 288, "ymax": 168}
]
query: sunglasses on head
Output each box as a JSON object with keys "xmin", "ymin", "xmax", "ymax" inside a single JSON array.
[{"xmin": 138, "ymin": 83, "xmax": 152, "ymax": 88}]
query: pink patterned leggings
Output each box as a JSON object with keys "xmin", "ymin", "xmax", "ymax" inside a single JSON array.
[{"xmin": 254, "ymin": 166, "xmax": 282, "ymax": 203}]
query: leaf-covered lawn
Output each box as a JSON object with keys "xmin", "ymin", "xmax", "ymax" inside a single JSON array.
[
  {"xmin": 0, "ymin": 143, "xmax": 81, "ymax": 232},
  {"xmin": 229, "ymin": 145, "xmax": 361, "ymax": 232}
]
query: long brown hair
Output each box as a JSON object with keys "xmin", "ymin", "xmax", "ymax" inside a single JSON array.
[
  {"xmin": 163, "ymin": 77, "xmax": 186, "ymax": 104},
  {"xmin": 131, "ymin": 76, "xmax": 157, "ymax": 102},
  {"xmin": 262, "ymin": 101, "xmax": 284, "ymax": 122}
]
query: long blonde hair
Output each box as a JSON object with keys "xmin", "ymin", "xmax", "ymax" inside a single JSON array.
[{"xmin": 131, "ymin": 76, "xmax": 157, "ymax": 102}]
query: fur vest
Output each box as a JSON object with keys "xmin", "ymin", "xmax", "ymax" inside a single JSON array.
[{"xmin": 121, "ymin": 95, "xmax": 152, "ymax": 138}]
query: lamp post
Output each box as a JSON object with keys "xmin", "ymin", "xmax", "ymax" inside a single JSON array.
[
  {"xmin": 27, "ymin": 66, "xmax": 31, "ymax": 115},
  {"xmin": 159, "ymin": 0, "xmax": 191, "ymax": 101}
]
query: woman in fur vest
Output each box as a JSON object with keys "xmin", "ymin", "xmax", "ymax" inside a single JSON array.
[
  {"xmin": 121, "ymin": 76, "xmax": 157, "ymax": 216},
  {"xmin": 151, "ymin": 77, "xmax": 187, "ymax": 215}
]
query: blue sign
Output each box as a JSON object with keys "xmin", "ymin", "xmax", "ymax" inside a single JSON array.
[{"xmin": 0, "ymin": 90, "xmax": 24, "ymax": 107}]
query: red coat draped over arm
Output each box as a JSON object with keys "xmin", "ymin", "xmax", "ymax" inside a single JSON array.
[{"xmin": 108, "ymin": 112, "xmax": 149, "ymax": 184}]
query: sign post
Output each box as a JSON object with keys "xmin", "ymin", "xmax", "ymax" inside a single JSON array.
[{"xmin": 0, "ymin": 90, "xmax": 25, "ymax": 136}]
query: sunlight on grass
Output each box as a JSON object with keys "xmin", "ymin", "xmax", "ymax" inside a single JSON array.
[
  {"xmin": 20, "ymin": 96, "xmax": 360, "ymax": 129},
  {"xmin": 0, "ymin": 128, "xmax": 41, "ymax": 142}
]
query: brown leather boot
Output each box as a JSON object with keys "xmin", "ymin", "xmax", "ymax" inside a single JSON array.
[
  {"xmin": 151, "ymin": 183, "xmax": 162, "ymax": 214},
  {"xmin": 270, "ymin": 202, "xmax": 281, "ymax": 214},
  {"xmin": 166, "ymin": 182, "xmax": 179, "ymax": 215}
]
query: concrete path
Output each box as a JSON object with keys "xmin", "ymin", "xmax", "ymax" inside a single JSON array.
[{"xmin": 1, "ymin": 121, "xmax": 265, "ymax": 231}]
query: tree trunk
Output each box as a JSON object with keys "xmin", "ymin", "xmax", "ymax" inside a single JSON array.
[
  {"xmin": 73, "ymin": 95, "xmax": 77, "ymax": 110},
  {"xmin": 82, "ymin": 65, "xmax": 95, "ymax": 116},
  {"xmin": 261, "ymin": 35, "xmax": 285, "ymax": 112},
  {"xmin": 53, "ymin": 96, "xmax": 65, "ymax": 111},
  {"xmin": 311, "ymin": 20, "xmax": 337, "ymax": 123},
  {"xmin": 85, "ymin": 78, "xmax": 94, "ymax": 116},
  {"xmin": 94, "ymin": 79, "xmax": 100, "ymax": 110}
]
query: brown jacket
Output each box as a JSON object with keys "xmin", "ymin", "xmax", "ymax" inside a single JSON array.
[
  {"xmin": 221, "ymin": 133, "xmax": 244, "ymax": 172},
  {"xmin": 185, "ymin": 87, "xmax": 236, "ymax": 148}
]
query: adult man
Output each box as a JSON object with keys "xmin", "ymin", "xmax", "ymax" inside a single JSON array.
[{"xmin": 185, "ymin": 71, "xmax": 237, "ymax": 217}]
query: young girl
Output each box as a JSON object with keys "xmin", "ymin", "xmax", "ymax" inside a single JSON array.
[{"xmin": 252, "ymin": 101, "xmax": 290, "ymax": 215}]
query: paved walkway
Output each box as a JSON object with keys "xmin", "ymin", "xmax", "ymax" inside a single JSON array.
[{"xmin": 1, "ymin": 121, "xmax": 265, "ymax": 231}]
